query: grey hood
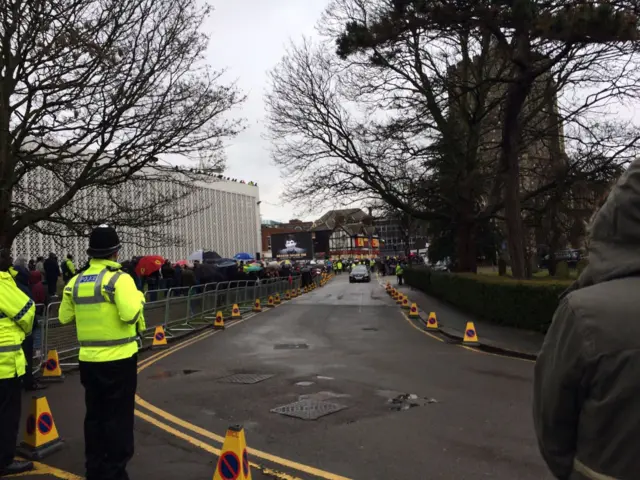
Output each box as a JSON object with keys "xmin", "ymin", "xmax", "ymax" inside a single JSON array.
[{"xmin": 568, "ymin": 159, "xmax": 640, "ymax": 293}]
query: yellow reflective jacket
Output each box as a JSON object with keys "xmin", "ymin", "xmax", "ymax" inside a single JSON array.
[
  {"xmin": 65, "ymin": 259, "xmax": 76, "ymax": 275},
  {"xmin": 0, "ymin": 271, "xmax": 35, "ymax": 379},
  {"xmin": 59, "ymin": 258, "xmax": 146, "ymax": 362}
]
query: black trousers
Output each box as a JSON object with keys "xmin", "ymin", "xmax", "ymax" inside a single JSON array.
[
  {"xmin": 79, "ymin": 355, "xmax": 137, "ymax": 480},
  {"xmin": 21, "ymin": 334, "xmax": 35, "ymax": 387},
  {"xmin": 0, "ymin": 376, "xmax": 21, "ymax": 469},
  {"xmin": 397, "ymin": 274, "xmax": 404, "ymax": 285}
]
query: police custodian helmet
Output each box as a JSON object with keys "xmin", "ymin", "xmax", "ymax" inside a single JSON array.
[{"xmin": 87, "ymin": 225, "xmax": 121, "ymax": 258}]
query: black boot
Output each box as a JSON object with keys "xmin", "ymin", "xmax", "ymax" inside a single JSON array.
[{"xmin": 0, "ymin": 460, "xmax": 34, "ymax": 476}]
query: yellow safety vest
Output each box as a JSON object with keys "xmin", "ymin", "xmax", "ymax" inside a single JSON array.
[
  {"xmin": 59, "ymin": 258, "xmax": 146, "ymax": 363},
  {"xmin": 65, "ymin": 259, "xmax": 76, "ymax": 275},
  {"xmin": 0, "ymin": 271, "xmax": 35, "ymax": 379}
]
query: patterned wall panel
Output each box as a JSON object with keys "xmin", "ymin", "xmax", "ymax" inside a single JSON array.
[{"xmin": 12, "ymin": 171, "xmax": 261, "ymax": 263}]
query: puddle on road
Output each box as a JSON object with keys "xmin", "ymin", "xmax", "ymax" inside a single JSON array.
[
  {"xmin": 274, "ymin": 343, "xmax": 309, "ymax": 350},
  {"xmin": 148, "ymin": 369, "xmax": 201, "ymax": 380},
  {"xmin": 377, "ymin": 390, "xmax": 440, "ymax": 412}
]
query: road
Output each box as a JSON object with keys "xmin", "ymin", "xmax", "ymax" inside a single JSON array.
[{"xmin": 12, "ymin": 274, "xmax": 551, "ymax": 480}]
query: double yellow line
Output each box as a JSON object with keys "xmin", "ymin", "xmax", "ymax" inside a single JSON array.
[{"xmin": 135, "ymin": 312, "xmax": 352, "ymax": 480}]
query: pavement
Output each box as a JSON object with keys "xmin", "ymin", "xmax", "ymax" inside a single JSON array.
[
  {"xmin": 389, "ymin": 278, "xmax": 545, "ymax": 358},
  {"xmin": 7, "ymin": 274, "xmax": 551, "ymax": 480}
]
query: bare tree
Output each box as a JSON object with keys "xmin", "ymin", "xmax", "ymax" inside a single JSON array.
[
  {"xmin": 267, "ymin": 0, "xmax": 640, "ymax": 277},
  {"xmin": 0, "ymin": 0, "xmax": 245, "ymax": 250}
]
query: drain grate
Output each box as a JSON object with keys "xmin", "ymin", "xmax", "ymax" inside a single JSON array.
[
  {"xmin": 362, "ymin": 327, "xmax": 378, "ymax": 331},
  {"xmin": 217, "ymin": 373, "xmax": 275, "ymax": 384},
  {"xmin": 274, "ymin": 344, "xmax": 309, "ymax": 350},
  {"xmin": 271, "ymin": 399, "xmax": 347, "ymax": 420}
]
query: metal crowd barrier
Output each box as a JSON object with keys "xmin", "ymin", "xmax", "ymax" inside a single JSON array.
[{"xmin": 38, "ymin": 274, "xmax": 307, "ymax": 367}]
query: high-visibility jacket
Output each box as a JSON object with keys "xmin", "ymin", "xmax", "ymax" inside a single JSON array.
[
  {"xmin": 0, "ymin": 271, "xmax": 35, "ymax": 379},
  {"xmin": 396, "ymin": 264, "xmax": 404, "ymax": 275},
  {"xmin": 59, "ymin": 258, "xmax": 146, "ymax": 363},
  {"xmin": 64, "ymin": 259, "xmax": 76, "ymax": 276}
]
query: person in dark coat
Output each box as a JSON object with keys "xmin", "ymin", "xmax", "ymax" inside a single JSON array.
[
  {"xmin": 43, "ymin": 253, "xmax": 60, "ymax": 297},
  {"xmin": 534, "ymin": 159, "xmax": 640, "ymax": 479}
]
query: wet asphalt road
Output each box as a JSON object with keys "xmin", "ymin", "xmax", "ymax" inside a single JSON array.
[
  {"xmin": 14, "ymin": 274, "xmax": 551, "ymax": 480},
  {"xmin": 135, "ymin": 274, "xmax": 551, "ymax": 480}
]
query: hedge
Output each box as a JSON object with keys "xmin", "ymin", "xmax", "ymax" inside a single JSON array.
[{"xmin": 404, "ymin": 268, "xmax": 570, "ymax": 333}]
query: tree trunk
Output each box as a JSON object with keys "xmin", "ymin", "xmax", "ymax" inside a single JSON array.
[{"xmin": 455, "ymin": 217, "xmax": 477, "ymax": 273}]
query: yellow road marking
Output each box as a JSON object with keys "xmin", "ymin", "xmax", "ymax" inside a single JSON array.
[
  {"xmin": 135, "ymin": 410, "xmax": 301, "ymax": 480},
  {"xmin": 399, "ymin": 308, "xmax": 535, "ymax": 363},
  {"xmin": 9, "ymin": 460, "xmax": 84, "ymax": 479},
  {"xmin": 135, "ymin": 310, "xmax": 352, "ymax": 480},
  {"xmin": 136, "ymin": 397, "xmax": 351, "ymax": 480}
]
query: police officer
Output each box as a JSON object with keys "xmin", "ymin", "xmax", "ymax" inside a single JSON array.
[
  {"xmin": 59, "ymin": 226, "xmax": 145, "ymax": 480},
  {"xmin": 0, "ymin": 248, "xmax": 35, "ymax": 476}
]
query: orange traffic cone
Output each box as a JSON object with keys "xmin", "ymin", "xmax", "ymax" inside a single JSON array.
[
  {"xmin": 463, "ymin": 322, "xmax": 479, "ymax": 345},
  {"xmin": 253, "ymin": 299, "xmax": 262, "ymax": 312},
  {"xmin": 214, "ymin": 311, "xmax": 225, "ymax": 330},
  {"xmin": 17, "ymin": 396, "xmax": 65, "ymax": 459},
  {"xmin": 213, "ymin": 425, "xmax": 252, "ymax": 480}
]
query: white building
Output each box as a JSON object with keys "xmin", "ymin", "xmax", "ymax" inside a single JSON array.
[{"xmin": 12, "ymin": 172, "xmax": 262, "ymax": 262}]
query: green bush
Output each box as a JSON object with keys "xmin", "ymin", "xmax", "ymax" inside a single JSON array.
[
  {"xmin": 577, "ymin": 258, "xmax": 589, "ymax": 276},
  {"xmin": 555, "ymin": 261, "xmax": 570, "ymax": 279},
  {"xmin": 404, "ymin": 268, "xmax": 568, "ymax": 333}
]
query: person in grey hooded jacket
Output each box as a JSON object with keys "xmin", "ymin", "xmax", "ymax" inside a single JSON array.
[{"xmin": 534, "ymin": 159, "xmax": 640, "ymax": 480}]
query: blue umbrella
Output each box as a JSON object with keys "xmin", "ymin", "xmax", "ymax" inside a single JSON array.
[{"xmin": 234, "ymin": 252, "xmax": 254, "ymax": 261}]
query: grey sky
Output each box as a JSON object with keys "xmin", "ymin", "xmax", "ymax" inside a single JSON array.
[{"xmin": 204, "ymin": 1, "xmax": 329, "ymax": 223}]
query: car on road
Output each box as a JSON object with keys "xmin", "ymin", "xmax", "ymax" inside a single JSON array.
[{"xmin": 349, "ymin": 265, "xmax": 371, "ymax": 283}]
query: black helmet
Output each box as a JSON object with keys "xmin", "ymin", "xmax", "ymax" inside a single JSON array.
[{"xmin": 87, "ymin": 225, "xmax": 121, "ymax": 258}]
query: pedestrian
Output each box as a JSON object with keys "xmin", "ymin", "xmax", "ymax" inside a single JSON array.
[
  {"xmin": 35, "ymin": 256, "xmax": 45, "ymax": 277},
  {"xmin": 58, "ymin": 225, "xmax": 146, "ymax": 480},
  {"xmin": 533, "ymin": 160, "xmax": 640, "ymax": 480},
  {"xmin": 395, "ymin": 262, "xmax": 404, "ymax": 285},
  {"xmin": 10, "ymin": 258, "xmax": 46, "ymax": 392},
  {"xmin": 43, "ymin": 252, "xmax": 60, "ymax": 297},
  {"xmin": 0, "ymin": 248, "xmax": 36, "ymax": 476},
  {"xmin": 61, "ymin": 254, "xmax": 76, "ymax": 283}
]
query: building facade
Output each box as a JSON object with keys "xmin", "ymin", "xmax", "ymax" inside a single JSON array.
[{"xmin": 12, "ymin": 170, "xmax": 261, "ymax": 262}]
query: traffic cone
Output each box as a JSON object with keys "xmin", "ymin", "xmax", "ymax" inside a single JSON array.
[
  {"xmin": 463, "ymin": 321, "xmax": 479, "ymax": 345},
  {"xmin": 214, "ymin": 311, "xmax": 225, "ymax": 330},
  {"xmin": 267, "ymin": 296, "xmax": 275, "ymax": 307},
  {"xmin": 152, "ymin": 326, "xmax": 168, "ymax": 348},
  {"xmin": 253, "ymin": 299, "xmax": 262, "ymax": 312},
  {"xmin": 409, "ymin": 303, "xmax": 419, "ymax": 318},
  {"xmin": 426, "ymin": 312, "xmax": 439, "ymax": 329},
  {"xmin": 297, "ymin": 288, "xmax": 302, "ymax": 296},
  {"xmin": 396, "ymin": 293, "xmax": 403, "ymax": 305},
  {"xmin": 274, "ymin": 293, "xmax": 281, "ymax": 305},
  {"xmin": 213, "ymin": 425, "xmax": 252, "ymax": 480},
  {"xmin": 17, "ymin": 396, "xmax": 65, "ymax": 459},
  {"xmin": 284, "ymin": 290, "xmax": 291, "ymax": 300},
  {"xmin": 401, "ymin": 296, "xmax": 410, "ymax": 309},
  {"xmin": 291, "ymin": 289, "xmax": 297, "ymax": 298},
  {"xmin": 232, "ymin": 304, "xmax": 242, "ymax": 319},
  {"xmin": 41, "ymin": 350, "xmax": 64, "ymax": 382}
]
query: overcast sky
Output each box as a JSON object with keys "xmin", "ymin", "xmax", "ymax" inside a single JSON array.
[{"xmin": 204, "ymin": 1, "xmax": 329, "ymax": 224}]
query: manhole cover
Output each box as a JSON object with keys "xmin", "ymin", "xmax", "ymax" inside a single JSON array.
[
  {"xmin": 274, "ymin": 344, "xmax": 309, "ymax": 350},
  {"xmin": 362, "ymin": 327, "xmax": 378, "ymax": 331},
  {"xmin": 217, "ymin": 373, "xmax": 275, "ymax": 384},
  {"xmin": 271, "ymin": 399, "xmax": 347, "ymax": 420}
]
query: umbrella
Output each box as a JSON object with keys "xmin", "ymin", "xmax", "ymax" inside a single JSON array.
[
  {"xmin": 234, "ymin": 252, "xmax": 254, "ymax": 261},
  {"xmin": 135, "ymin": 255, "xmax": 164, "ymax": 276},
  {"xmin": 175, "ymin": 260, "xmax": 189, "ymax": 267},
  {"xmin": 279, "ymin": 260, "xmax": 292, "ymax": 266},
  {"xmin": 212, "ymin": 258, "xmax": 237, "ymax": 268},
  {"xmin": 245, "ymin": 264, "xmax": 262, "ymax": 273},
  {"xmin": 188, "ymin": 249, "xmax": 222, "ymax": 263}
]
